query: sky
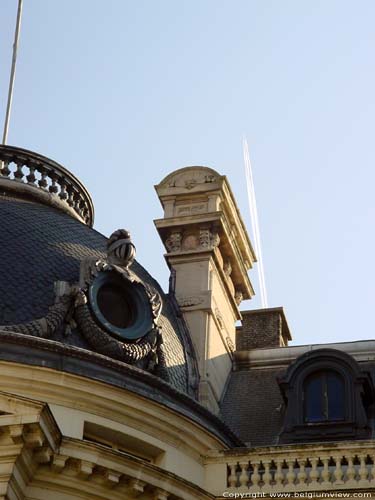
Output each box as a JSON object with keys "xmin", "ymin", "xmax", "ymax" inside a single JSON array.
[{"xmin": 1, "ymin": 0, "xmax": 374, "ymax": 346}]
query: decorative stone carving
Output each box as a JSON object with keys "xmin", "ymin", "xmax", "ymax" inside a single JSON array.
[
  {"xmin": 165, "ymin": 232, "xmax": 182, "ymax": 252},
  {"xmin": 199, "ymin": 229, "xmax": 211, "ymax": 249},
  {"xmin": 0, "ymin": 290, "xmax": 73, "ymax": 339},
  {"xmin": 177, "ymin": 296, "xmax": 204, "ymax": 308},
  {"xmin": 184, "ymin": 178, "xmax": 198, "ymax": 190},
  {"xmin": 223, "ymin": 260, "xmax": 232, "ymax": 277},
  {"xmin": 211, "ymin": 231, "xmax": 220, "ymax": 248},
  {"xmin": 199, "ymin": 229, "xmax": 220, "ymax": 250},
  {"xmin": 226, "ymin": 336, "xmax": 235, "ymax": 353},
  {"xmin": 235, "ymin": 290, "xmax": 243, "ymax": 305},
  {"xmin": 182, "ymin": 234, "xmax": 199, "ymax": 250},
  {"xmin": 215, "ymin": 308, "xmax": 224, "ymax": 329},
  {"xmin": 177, "ymin": 203, "xmax": 207, "ymax": 216},
  {"xmin": 162, "ymin": 167, "xmax": 218, "ymax": 190},
  {"xmin": 107, "ymin": 229, "xmax": 136, "ymax": 268},
  {"xmin": 0, "ymin": 281, "xmax": 76, "ymax": 339},
  {"xmin": 73, "ymin": 229, "xmax": 166, "ymax": 375}
]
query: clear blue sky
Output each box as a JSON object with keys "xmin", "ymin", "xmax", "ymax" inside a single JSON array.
[{"xmin": 1, "ymin": 1, "xmax": 374, "ymax": 346}]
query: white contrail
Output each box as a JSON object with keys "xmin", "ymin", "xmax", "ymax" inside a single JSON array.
[
  {"xmin": 2, "ymin": 0, "xmax": 23, "ymax": 145},
  {"xmin": 242, "ymin": 136, "xmax": 268, "ymax": 308}
]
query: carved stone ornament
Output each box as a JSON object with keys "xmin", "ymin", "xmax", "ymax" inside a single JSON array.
[
  {"xmin": 215, "ymin": 308, "xmax": 224, "ymax": 329},
  {"xmin": 235, "ymin": 290, "xmax": 243, "ymax": 306},
  {"xmin": 0, "ymin": 293, "xmax": 73, "ymax": 339},
  {"xmin": 165, "ymin": 231, "xmax": 182, "ymax": 253},
  {"xmin": 184, "ymin": 178, "xmax": 197, "ymax": 190},
  {"xmin": 226, "ymin": 336, "xmax": 235, "ymax": 353},
  {"xmin": 199, "ymin": 228, "xmax": 220, "ymax": 250},
  {"xmin": 223, "ymin": 260, "xmax": 232, "ymax": 277},
  {"xmin": 0, "ymin": 229, "xmax": 167, "ymax": 378},
  {"xmin": 74, "ymin": 229, "xmax": 166, "ymax": 375},
  {"xmin": 177, "ymin": 296, "xmax": 204, "ymax": 308},
  {"xmin": 107, "ymin": 229, "xmax": 136, "ymax": 268},
  {"xmin": 163, "ymin": 167, "xmax": 218, "ymax": 190}
]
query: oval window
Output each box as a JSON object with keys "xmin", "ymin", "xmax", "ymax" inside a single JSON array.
[
  {"xmin": 89, "ymin": 271, "xmax": 153, "ymax": 341},
  {"xmin": 96, "ymin": 282, "xmax": 135, "ymax": 329}
]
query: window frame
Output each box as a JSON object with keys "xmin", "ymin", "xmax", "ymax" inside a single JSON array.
[
  {"xmin": 303, "ymin": 369, "xmax": 346, "ymax": 423},
  {"xmin": 278, "ymin": 349, "xmax": 373, "ymax": 443}
]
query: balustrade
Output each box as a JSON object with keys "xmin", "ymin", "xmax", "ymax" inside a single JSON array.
[
  {"xmin": 225, "ymin": 454, "xmax": 374, "ymax": 491},
  {"xmin": 205, "ymin": 442, "xmax": 375, "ymax": 495},
  {"xmin": 0, "ymin": 145, "xmax": 94, "ymax": 226}
]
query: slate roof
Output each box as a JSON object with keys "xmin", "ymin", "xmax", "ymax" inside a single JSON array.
[
  {"xmin": 220, "ymin": 357, "xmax": 375, "ymax": 447},
  {"xmin": 0, "ymin": 193, "xmax": 193, "ymax": 395},
  {"xmin": 220, "ymin": 368, "xmax": 285, "ymax": 446}
]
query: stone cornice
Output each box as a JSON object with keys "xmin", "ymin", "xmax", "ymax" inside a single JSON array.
[
  {"xmin": 0, "ymin": 330, "xmax": 242, "ymax": 450},
  {"xmin": 234, "ymin": 339, "xmax": 375, "ymax": 370},
  {"xmin": 0, "ymin": 396, "xmax": 214, "ymax": 499}
]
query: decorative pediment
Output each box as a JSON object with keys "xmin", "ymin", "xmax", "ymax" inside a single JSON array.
[{"xmin": 157, "ymin": 166, "xmax": 221, "ymax": 192}]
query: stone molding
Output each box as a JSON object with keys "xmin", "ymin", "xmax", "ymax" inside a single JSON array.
[
  {"xmin": 0, "ymin": 391, "xmax": 213, "ymax": 500},
  {"xmin": 234, "ymin": 339, "xmax": 375, "ymax": 370},
  {"xmin": 0, "ymin": 350, "xmax": 241, "ymax": 451}
]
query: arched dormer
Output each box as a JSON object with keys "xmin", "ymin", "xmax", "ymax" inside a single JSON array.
[{"xmin": 278, "ymin": 349, "xmax": 374, "ymax": 443}]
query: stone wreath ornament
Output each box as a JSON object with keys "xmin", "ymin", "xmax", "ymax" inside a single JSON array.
[
  {"xmin": 0, "ymin": 229, "xmax": 168, "ymax": 379},
  {"xmin": 74, "ymin": 229, "xmax": 168, "ymax": 375},
  {"xmin": 0, "ymin": 296, "xmax": 71, "ymax": 339}
]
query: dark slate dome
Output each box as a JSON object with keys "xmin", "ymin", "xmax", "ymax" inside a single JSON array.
[{"xmin": 0, "ymin": 146, "xmax": 197, "ymax": 396}]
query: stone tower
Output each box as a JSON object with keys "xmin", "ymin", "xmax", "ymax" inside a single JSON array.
[{"xmin": 154, "ymin": 166, "xmax": 256, "ymax": 412}]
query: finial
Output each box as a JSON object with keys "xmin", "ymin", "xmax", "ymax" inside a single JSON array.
[{"xmin": 107, "ymin": 229, "xmax": 136, "ymax": 268}]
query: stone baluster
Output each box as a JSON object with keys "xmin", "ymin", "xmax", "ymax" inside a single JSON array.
[
  {"xmin": 73, "ymin": 191, "xmax": 81, "ymax": 212},
  {"xmin": 67, "ymin": 186, "xmax": 75, "ymax": 207},
  {"xmin": 26, "ymin": 164, "xmax": 36, "ymax": 185},
  {"xmin": 239, "ymin": 461, "xmax": 249, "ymax": 487},
  {"xmin": 251, "ymin": 462, "xmax": 260, "ymax": 489},
  {"xmin": 309, "ymin": 457, "xmax": 319, "ymax": 486},
  {"xmin": 346, "ymin": 456, "xmax": 356, "ymax": 485},
  {"xmin": 321, "ymin": 457, "xmax": 331, "ymax": 487},
  {"xmin": 368, "ymin": 455, "xmax": 374, "ymax": 483},
  {"xmin": 359, "ymin": 455, "xmax": 368, "ymax": 485},
  {"xmin": 297, "ymin": 460, "xmax": 307, "ymax": 486},
  {"xmin": 83, "ymin": 208, "xmax": 89, "ymax": 224},
  {"xmin": 333, "ymin": 455, "xmax": 344, "ymax": 485},
  {"xmin": 38, "ymin": 168, "xmax": 48, "ymax": 189},
  {"xmin": 14, "ymin": 161, "xmax": 24, "ymax": 181},
  {"xmin": 78, "ymin": 199, "xmax": 85, "ymax": 218},
  {"xmin": 0, "ymin": 159, "xmax": 10, "ymax": 177},
  {"xmin": 49, "ymin": 171, "xmax": 59, "ymax": 194},
  {"xmin": 228, "ymin": 463, "xmax": 237, "ymax": 488},
  {"xmin": 262, "ymin": 460, "xmax": 272, "ymax": 488},
  {"xmin": 274, "ymin": 460, "xmax": 284, "ymax": 487},
  {"xmin": 58, "ymin": 179, "xmax": 68, "ymax": 200},
  {"xmin": 286, "ymin": 460, "xmax": 295, "ymax": 487}
]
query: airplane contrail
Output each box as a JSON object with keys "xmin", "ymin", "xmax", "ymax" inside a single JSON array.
[{"xmin": 243, "ymin": 136, "xmax": 268, "ymax": 308}]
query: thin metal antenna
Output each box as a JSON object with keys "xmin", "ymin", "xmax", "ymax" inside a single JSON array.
[
  {"xmin": 242, "ymin": 136, "xmax": 269, "ymax": 308},
  {"xmin": 2, "ymin": 0, "xmax": 23, "ymax": 145}
]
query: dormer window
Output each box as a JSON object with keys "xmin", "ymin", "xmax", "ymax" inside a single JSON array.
[
  {"xmin": 303, "ymin": 370, "xmax": 345, "ymax": 423},
  {"xmin": 278, "ymin": 349, "xmax": 374, "ymax": 443}
]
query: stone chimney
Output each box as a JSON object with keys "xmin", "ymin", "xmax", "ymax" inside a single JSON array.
[
  {"xmin": 236, "ymin": 307, "xmax": 292, "ymax": 350},
  {"xmin": 154, "ymin": 166, "xmax": 256, "ymax": 413}
]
